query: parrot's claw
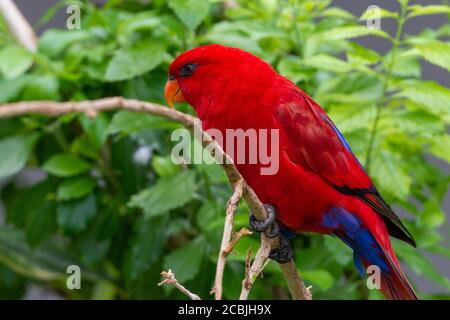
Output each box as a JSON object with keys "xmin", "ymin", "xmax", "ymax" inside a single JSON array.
[
  {"xmin": 249, "ymin": 204, "xmax": 278, "ymax": 237},
  {"xmin": 269, "ymin": 235, "xmax": 293, "ymax": 264},
  {"xmin": 249, "ymin": 204, "xmax": 293, "ymax": 263}
]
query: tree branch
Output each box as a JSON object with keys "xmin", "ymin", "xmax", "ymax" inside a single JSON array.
[
  {"xmin": 223, "ymin": 227, "xmax": 252, "ymax": 257},
  {"xmin": 279, "ymin": 261, "xmax": 312, "ymax": 300},
  {"xmin": 158, "ymin": 270, "xmax": 201, "ymax": 300},
  {"xmin": 0, "ymin": 97, "xmax": 311, "ymax": 300},
  {"xmin": 212, "ymin": 179, "xmax": 244, "ymax": 300},
  {"xmin": 239, "ymin": 236, "xmax": 271, "ymax": 300},
  {"xmin": 0, "ymin": 0, "xmax": 37, "ymax": 51}
]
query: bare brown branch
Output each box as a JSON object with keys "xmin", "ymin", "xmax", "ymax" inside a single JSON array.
[
  {"xmin": 239, "ymin": 236, "xmax": 271, "ymax": 299},
  {"xmin": 242, "ymin": 247, "xmax": 253, "ymax": 289},
  {"xmin": 223, "ymin": 228, "xmax": 252, "ymax": 257},
  {"xmin": 279, "ymin": 263, "xmax": 312, "ymax": 300},
  {"xmin": 0, "ymin": 97, "xmax": 311, "ymax": 300},
  {"xmin": 158, "ymin": 270, "xmax": 201, "ymax": 300},
  {"xmin": 213, "ymin": 179, "xmax": 244, "ymax": 300},
  {"xmin": 0, "ymin": 0, "xmax": 37, "ymax": 51}
]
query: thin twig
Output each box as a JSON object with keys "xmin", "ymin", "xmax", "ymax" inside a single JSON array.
[
  {"xmin": 0, "ymin": 97, "xmax": 311, "ymax": 300},
  {"xmin": 158, "ymin": 270, "xmax": 201, "ymax": 300},
  {"xmin": 242, "ymin": 247, "xmax": 253, "ymax": 290},
  {"xmin": 213, "ymin": 179, "xmax": 244, "ymax": 300},
  {"xmin": 239, "ymin": 236, "xmax": 271, "ymax": 300},
  {"xmin": 0, "ymin": 0, "xmax": 37, "ymax": 51},
  {"xmin": 223, "ymin": 228, "xmax": 252, "ymax": 257}
]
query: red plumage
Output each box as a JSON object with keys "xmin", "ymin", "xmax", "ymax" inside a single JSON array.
[{"xmin": 168, "ymin": 44, "xmax": 417, "ymax": 300}]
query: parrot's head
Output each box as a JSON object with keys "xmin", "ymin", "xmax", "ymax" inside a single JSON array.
[{"xmin": 165, "ymin": 44, "xmax": 276, "ymax": 115}]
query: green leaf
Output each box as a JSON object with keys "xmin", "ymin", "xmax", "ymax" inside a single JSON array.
[
  {"xmin": 0, "ymin": 133, "xmax": 39, "ymax": 179},
  {"xmin": 168, "ymin": 0, "xmax": 210, "ymax": 30},
  {"xmin": 328, "ymin": 104, "xmax": 376, "ymax": 134},
  {"xmin": 305, "ymin": 26, "xmax": 388, "ymax": 57},
  {"xmin": 57, "ymin": 194, "xmax": 97, "ymax": 235},
  {"xmin": 302, "ymin": 269, "xmax": 334, "ymax": 291},
  {"xmin": 6, "ymin": 179, "xmax": 54, "ymax": 227},
  {"xmin": 418, "ymin": 198, "xmax": 446, "ymax": 228},
  {"xmin": 195, "ymin": 201, "xmax": 221, "ymax": 233},
  {"xmin": 429, "ymin": 134, "xmax": 450, "ymax": 162},
  {"xmin": 303, "ymin": 54, "xmax": 352, "ymax": 73},
  {"xmin": 151, "ymin": 155, "xmax": 181, "ymax": 177},
  {"xmin": 8, "ymin": 179, "xmax": 58, "ymax": 246},
  {"xmin": 407, "ymin": 5, "xmax": 450, "ymax": 18},
  {"xmin": 0, "ymin": 46, "xmax": 33, "ymax": 78},
  {"xmin": 277, "ymin": 56, "xmax": 310, "ymax": 83},
  {"xmin": 347, "ymin": 43, "xmax": 380, "ymax": 66},
  {"xmin": 57, "ymin": 175, "xmax": 97, "ymax": 201},
  {"xmin": 324, "ymin": 236, "xmax": 352, "ymax": 265},
  {"xmin": 318, "ymin": 25, "xmax": 389, "ymax": 41},
  {"xmin": 21, "ymin": 75, "xmax": 60, "ymax": 101},
  {"xmin": 414, "ymin": 40, "xmax": 450, "ymax": 73},
  {"xmin": 39, "ymin": 29, "xmax": 92, "ymax": 57},
  {"xmin": 429, "ymin": 245, "xmax": 450, "ymax": 259},
  {"xmin": 163, "ymin": 235, "xmax": 206, "ymax": 284},
  {"xmin": 79, "ymin": 113, "xmax": 110, "ymax": 148},
  {"xmin": 125, "ymin": 215, "xmax": 169, "ymax": 281},
  {"xmin": 316, "ymin": 73, "xmax": 383, "ymax": 105},
  {"xmin": 0, "ymin": 76, "xmax": 30, "ymax": 103},
  {"xmin": 70, "ymin": 136, "xmax": 100, "ymax": 160},
  {"xmin": 204, "ymin": 21, "xmax": 261, "ymax": 54},
  {"xmin": 43, "ymin": 154, "xmax": 91, "ymax": 177},
  {"xmin": 104, "ymin": 43, "xmax": 165, "ymax": 81},
  {"xmin": 128, "ymin": 170, "xmax": 197, "ymax": 217},
  {"xmin": 397, "ymin": 81, "xmax": 450, "ymax": 118},
  {"xmin": 108, "ymin": 110, "xmax": 180, "ymax": 135},
  {"xmin": 389, "ymin": 50, "xmax": 421, "ymax": 78},
  {"xmin": 371, "ymin": 150, "xmax": 412, "ymax": 200},
  {"xmin": 0, "ymin": 227, "xmax": 103, "ymax": 282},
  {"xmin": 0, "ymin": 264, "xmax": 25, "ymax": 299},
  {"xmin": 25, "ymin": 202, "xmax": 57, "ymax": 247},
  {"xmin": 393, "ymin": 110, "xmax": 444, "ymax": 136},
  {"xmin": 395, "ymin": 241, "xmax": 450, "ymax": 291}
]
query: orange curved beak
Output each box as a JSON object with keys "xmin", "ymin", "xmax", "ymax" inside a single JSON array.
[{"xmin": 164, "ymin": 78, "xmax": 186, "ymax": 108}]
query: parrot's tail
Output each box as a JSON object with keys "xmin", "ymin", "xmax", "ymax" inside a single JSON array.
[
  {"xmin": 378, "ymin": 249, "xmax": 418, "ymax": 300},
  {"xmin": 324, "ymin": 206, "xmax": 418, "ymax": 300}
]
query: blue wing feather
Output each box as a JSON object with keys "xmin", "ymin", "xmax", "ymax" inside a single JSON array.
[{"xmin": 323, "ymin": 207, "xmax": 390, "ymax": 274}]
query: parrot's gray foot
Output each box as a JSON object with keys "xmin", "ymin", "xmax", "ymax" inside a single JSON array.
[
  {"xmin": 269, "ymin": 235, "xmax": 293, "ymax": 264},
  {"xmin": 249, "ymin": 204, "xmax": 293, "ymax": 263},
  {"xmin": 249, "ymin": 204, "xmax": 279, "ymax": 237}
]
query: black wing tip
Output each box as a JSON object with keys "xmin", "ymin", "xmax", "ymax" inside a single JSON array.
[
  {"xmin": 405, "ymin": 230, "xmax": 417, "ymax": 248},
  {"xmin": 403, "ymin": 233, "xmax": 417, "ymax": 247},
  {"xmin": 334, "ymin": 184, "xmax": 417, "ymax": 248},
  {"xmin": 381, "ymin": 213, "xmax": 417, "ymax": 247}
]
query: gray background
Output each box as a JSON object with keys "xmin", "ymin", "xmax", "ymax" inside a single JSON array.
[{"xmin": 3, "ymin": 0, "xmax": 449, "ymax": 296}]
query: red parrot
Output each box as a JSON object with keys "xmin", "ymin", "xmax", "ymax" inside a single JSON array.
[{"xmin": 165, "ymin": 44, "xmax": 418, "ymax": 300}]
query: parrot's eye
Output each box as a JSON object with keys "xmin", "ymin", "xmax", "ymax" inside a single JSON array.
[{"xmin": 180, "ymin": 63, "xmax": 196, "ymax": 77}]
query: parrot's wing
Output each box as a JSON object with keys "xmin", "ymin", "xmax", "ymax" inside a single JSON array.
[{"xmin": 276, "ymin": 89, "xmax": 415, "ymax": 246}]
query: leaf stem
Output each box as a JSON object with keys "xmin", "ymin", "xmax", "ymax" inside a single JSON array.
[
  {"xmin": 291, "ymin": 1, "xmax": 303, "ymax": 57},
  {"xmin": 364, "ymin": 2, "xmax": 407, "ymax": 172}
]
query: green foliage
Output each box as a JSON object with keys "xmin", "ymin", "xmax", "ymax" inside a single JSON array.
[
  {"xmin": 43, "ymin": 154, "xmax": 91, "ymax": 177},
  {"xmin": 0, "ymin": 0, "xmax": 448, "ymax": 300},
  {"xmin": 105, "ymin": 43, "xmax": 166, "ymax": 81},
  {"xmin": 128, "ymin": 170, "xmax": 197, "ymax": 217},
  {"xmin": 0, "ymin": 134, "xmax": 39, "ymax": 179},
  {"xmin": 0, "ymin": 45, "xmax": 33, "ymax": 78}
]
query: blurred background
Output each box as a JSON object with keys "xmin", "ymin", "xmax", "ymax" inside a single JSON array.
[{"xmin": 0, "ymin": 0, "xmax": 449, "ymax": 299}]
